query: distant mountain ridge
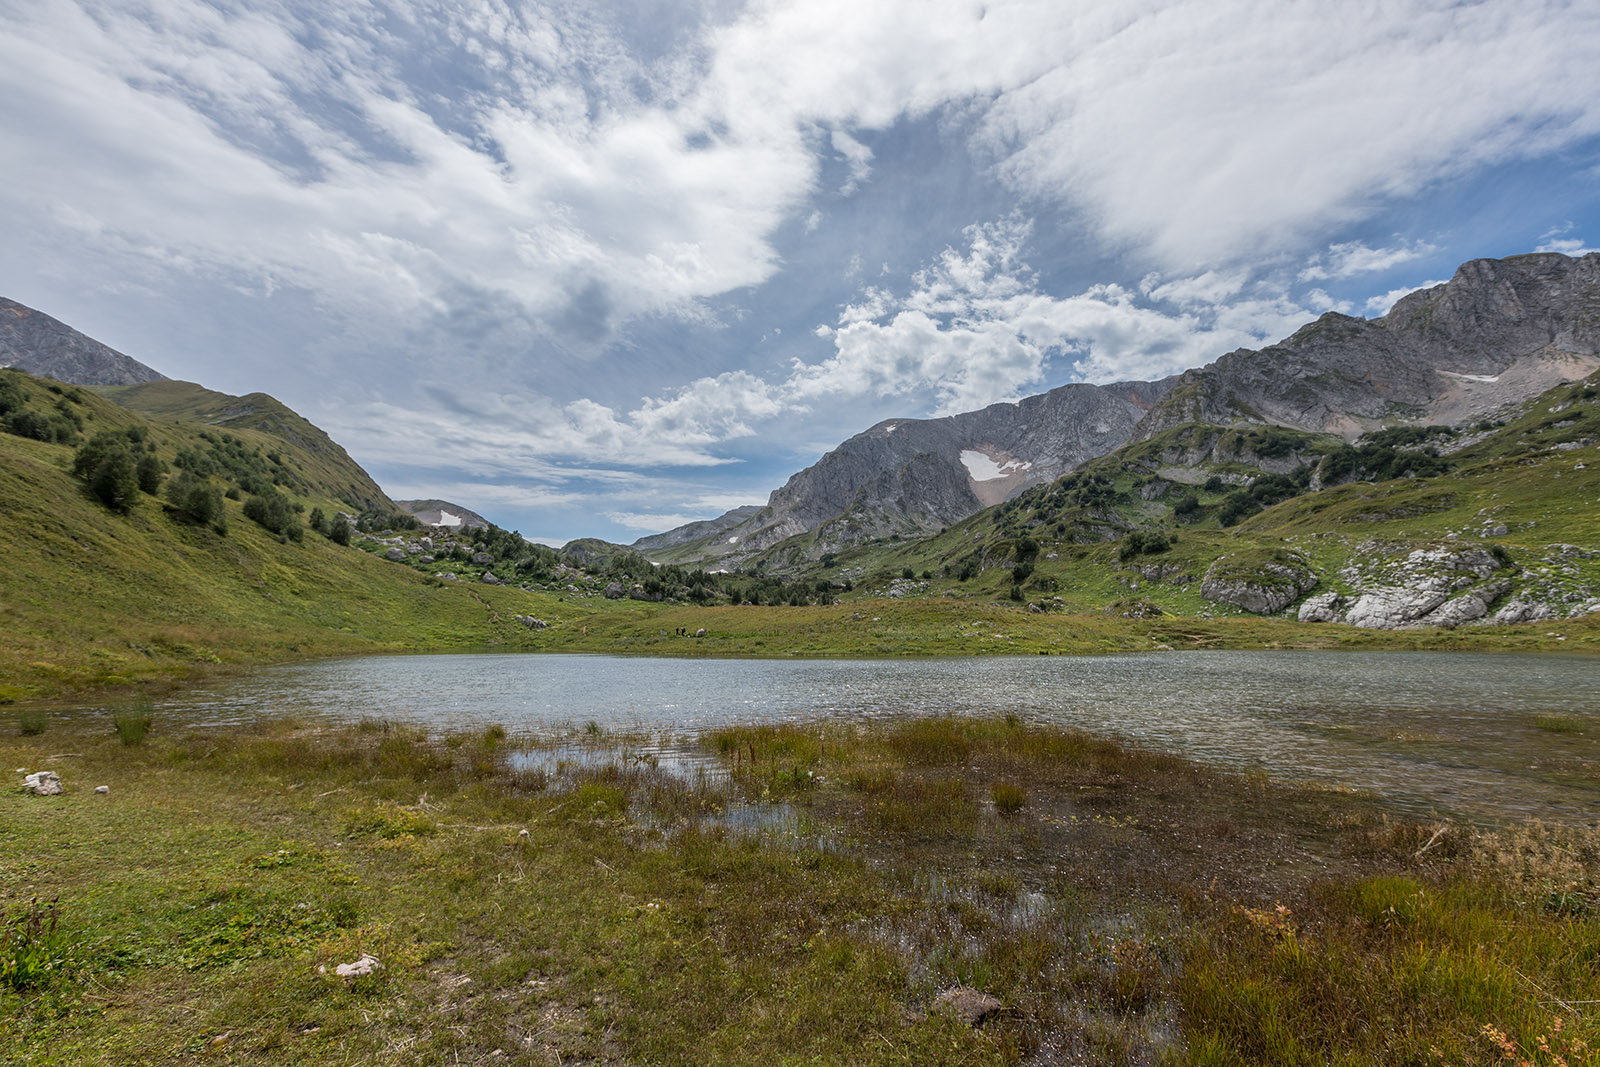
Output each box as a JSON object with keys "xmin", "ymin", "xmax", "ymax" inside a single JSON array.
[
  {"xmin": 395, "ymin": 499, "xmax": 490, "ymax": 530},
  {"xmin": 638, "ymin": 252, "xmax": 1600, "ymax": 567},
  {"xmin": 1, "ymin": 297, "xmax": 168, "ymax": 386},
  {"xmin": 632, "ymin": 379, "xmax": 1175, "ymax": 566}
]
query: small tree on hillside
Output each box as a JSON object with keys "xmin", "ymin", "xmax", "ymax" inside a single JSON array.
[
  {"xmin": 136, "ymin": 453, "xmax": 166, "ymax": 495},
  {"xmin": 72, "ymin": 431, "xmax": 140, "ymax": 512}
]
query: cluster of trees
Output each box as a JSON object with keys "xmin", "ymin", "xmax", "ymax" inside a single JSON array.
[
  {"xmin": 1215, "ymin": 469, "xmax": 1312, "ymax": 527},
  {"xmin": 173, "ymin": 431, "xmax": 305, "ymax": 497},
  {"xmin": 1117, "ymin": 529, "xmax": 1173, "ymax": 560},
  {"xmin": 0, "ymin": 373, "xmax": 84, "ymax": 444},
  {"xmin": 61, "ymin": 420, "xmax": 360, "ymax": 549},
  {"xmin": 242, "ymin": 487, "xmax": 303, "ymax": 540},
  {"xmin": 70, "ymin": 428, "xmax": 161, "ymax": 512}
]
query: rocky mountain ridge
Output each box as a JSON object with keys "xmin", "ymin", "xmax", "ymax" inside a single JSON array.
[
  {"xmin": 639, "ymin": 252, "xmax": 1600, "ymax": 567},
  {"xmin": 1133, "ymin": 252, "xmax": 1600, "ymax": 439},
  {"xmin": 635, "ymin": 378, "xmax": 1174, "ymax": 566},
  {"xmin": 1, "ymin": 297, "xmax": 168, "ymax": 386}
]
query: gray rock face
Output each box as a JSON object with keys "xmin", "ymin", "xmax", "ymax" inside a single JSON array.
[
  {"xmin": 1, "ymin": 297, "xmax": 168, "ymax": 385},
  {"xmin": 631, "ymin": 506, "xmax": 762, "ymax": 555},
  {"xmin": 471, "ymin": 552, "xmax": 495, "ymax": 565},
  {"xmin": 1340, "ymin": 544, "xmax": 1513, "ymax": 629},
  {"xmin": 641, "ymin": 379, "xmax": 1173, "ymax": 565},
  {"xmin": 514, "ymin": 615, "xmax": 547, "ymax": 629},
  {"xmin": 23, "ymin": 770, "xmax": 62, "ymax": 795},
  {"xmin": 1297, "ymin": 591, "xmax": 1344, "ymax": 623},
  {"xmin": 1200, "ymin": 553, "xmax": 1319, "ymax": 614},
  {"xmin": 603, "ymin": 581, "xmax": 625, "ymax": 600},
  {"xmin": 1135, "ymin": 253, "xmax": 1600, "ymax": 441},
  {"xmin": 1493, "ymin": 599, "xmax": 1556, "ymax": 624}
]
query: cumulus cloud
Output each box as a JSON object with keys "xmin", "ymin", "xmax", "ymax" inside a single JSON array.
[
  {"xmin": 1535, "ymin": 224, "xmax": 1598, "ymax": 256},
  {"xmin": 1364, "ymin": 280, "xmax": 1449, "ymax": 317},
  {"xmin": 1299, "ymin": 240, "xmax": 1440, "ymax": 282},
  {"xmin": 782, "ymin": 219, "xmax": 1331, "ymax": 410}
]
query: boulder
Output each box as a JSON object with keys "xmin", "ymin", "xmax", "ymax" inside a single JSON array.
[
  {"xmin": 1201, "ymin": 553, "xmax": 1319, "ymax": 615},
  {"xmin": 481, "ymin": 572, "xmax": 501, "ymax": 585},
  {"xmin": 515, "ymin": 616, "xmax": 548, "ymax": 630},
  {"xmin": 1296, "ymin": 591, "xmax": 1343, "ymax": 623},
  {"xmin": 333, "ymin": 953, "xmax": 383, "ymax": 978},
  {"xmin": 604, "ymin": 581, "xmax": 625, "ymax": 600},
  {"xmin": 383, "ymin": 547, "xmax": 406, "ymax": 561},
  {"xmin": 472, "ymin": 552, "xmax": 495, "ymax": 565},
  {"xmin": 23, "ymin": 770, "xmax": 62, "ymax": 795},
  {"xmin": 695, "ymin": 628, "xmax": 707, "ymax": 637},
  {"xmin": 1343, "ymin": 544, "xmax": 1515, "ymax": 628},
  {"xmin": 1493, "ymin": 599, "xmax": 1556, "ymax": 624}
]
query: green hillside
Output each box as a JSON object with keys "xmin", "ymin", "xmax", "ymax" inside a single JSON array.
[
  {"xmin": 96, "ymin": 379, "xmax": 390, "ymax": 511},
  {"xmin": 734, "ymin": 374, "xmax": 1600, "ymax": 632},
  {"xmin": 0, "ymin": 369, "xmax": 581, "ymax": 702}
]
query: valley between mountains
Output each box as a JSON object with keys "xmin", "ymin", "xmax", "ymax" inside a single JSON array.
[{"xmin": 2, "ymin": 252, "xmax": 1598, "ymax": 703}]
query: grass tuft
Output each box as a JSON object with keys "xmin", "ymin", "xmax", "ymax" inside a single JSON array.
[
  {"xmin": 16, "ymin": 707, "xmax": 46, "ymax": 736},
  {"xmin": 2, "ymin": 897, "xmax": 68, "ymax": 992},
  {"xmin": 110, "ymin": 701, "xmax": 152, "ymax": 745},
  {"xmin": 990, "ymin": 781, "xmax": 1027, "ymax": 816}
]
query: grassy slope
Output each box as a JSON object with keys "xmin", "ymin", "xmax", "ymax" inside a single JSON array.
[
  {"xmin": 95, "ymin": 379, "xmax": 390, "ymax": 511},
  {"xmin": 0, "ymin": 389, "xmax": 588, "ymax": 703}
]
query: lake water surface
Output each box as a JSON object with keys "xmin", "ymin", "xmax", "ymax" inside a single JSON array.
[{"xmin": 149, "ymin": 650, "xmax": 1598, "ymax": 821}]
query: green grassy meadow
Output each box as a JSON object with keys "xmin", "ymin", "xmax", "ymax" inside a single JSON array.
[{"xmin": 6, "ymin": 714, "xmax": 1598, "ymax": 1064}]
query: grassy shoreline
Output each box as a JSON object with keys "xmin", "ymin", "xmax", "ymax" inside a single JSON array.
[
  {"xmin": 6, "ymin": 713, "xmax": 1597, "ymax": 1064},
  {"xmin": 9, "ymin": 598, "xmax": 1598, "ymax": 710}
]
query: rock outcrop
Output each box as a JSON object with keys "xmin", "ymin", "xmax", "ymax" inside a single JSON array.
[
  {"xmin": 1, "ymin": 297, "xmax": 168, "ymax": 385},
  {"xmin": 1134, "ymin": 253, "xmax": 1600, "ymax": 441},
  {"xmin": 23, "ymin": 770, "xmax": 62, "ymax": 795},
  {"xmin": 1200, "ymin": 551, "xmax": 1319, "ymax": 614}
]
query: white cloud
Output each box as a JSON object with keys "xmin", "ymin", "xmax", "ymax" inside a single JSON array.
[
  {"xmin": 1535, "ymin": 224, "xmax": 1598, "ymax": 256},
  {"xmin": 830, "ymin": 129, "xmax": 874, "ymax": 195},
  {"xmin": 7, "ymin": 0, "xmax": 1594, "ymax": 346},
  {"xmin": 1299, "ymin": 240, "xmax": 1439, "ymax": 282},
  {"xmin": 605, "ymin": 511, "xmax": 705, "ymax": 532},
  {"xmin": 784, "ymin": 218, "xmax": 1331, "ymax": 412},
  {"xmin": 1364, "ymin": 279, "xmax": 1448, "ymax": 317}
]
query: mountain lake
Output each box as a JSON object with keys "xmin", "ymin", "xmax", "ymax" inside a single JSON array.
[{"xmin": 63, "ymin": 649, "xmax": 1594, "ymax": 823}]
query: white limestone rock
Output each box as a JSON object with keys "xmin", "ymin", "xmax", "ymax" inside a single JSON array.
[{"xmin": 23, "ymin": 770, "xmax": 62, "ymax": 795}]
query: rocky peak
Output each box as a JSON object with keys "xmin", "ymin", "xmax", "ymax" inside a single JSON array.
[{"xmin": 0, "ymin": 297, "xmax": 168, "ymax": 386}]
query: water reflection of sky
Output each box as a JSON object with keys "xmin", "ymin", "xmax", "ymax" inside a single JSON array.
[{"xmin": 96, "ymin": 651, "xmax": 1600, "ymax": 822}]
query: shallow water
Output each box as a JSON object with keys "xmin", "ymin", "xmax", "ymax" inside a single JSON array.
[{"xmin": 94, "ymin": 650, "xmax": 1600, "ymax": 820}]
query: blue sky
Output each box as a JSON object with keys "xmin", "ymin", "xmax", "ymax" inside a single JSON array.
[{"xmin": 2, "ymin": 0, "xmax": 1598, "ymax": 545}]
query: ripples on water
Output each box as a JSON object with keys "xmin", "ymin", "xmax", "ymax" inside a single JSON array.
[{"xmin": 98, "ymin": 650, "xmax": 1600, "ymax": 822}]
